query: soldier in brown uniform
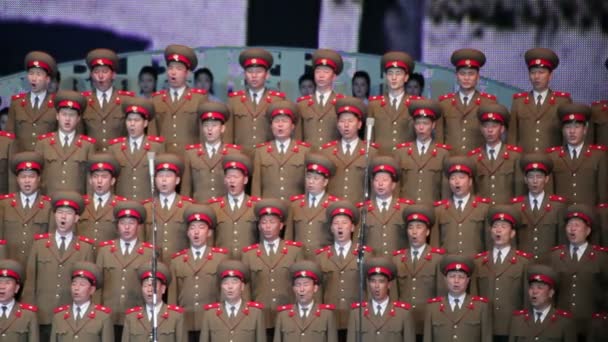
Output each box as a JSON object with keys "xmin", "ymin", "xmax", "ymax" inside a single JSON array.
[
  {"xmin": 320, "ymin": 96, "xmax": 379, "ymax": 203},
  {"xmin": 467, "ymin": 103, "xmax": 525, "ymax": 204},
  {"xmin": 511, "ymin": 153, "xmax": 568, "ymax": 259},
  {"xmin": 508, "ymin": 48, "xmax": 573, "ymax": 153},
  {"xmin": 284, "ymin": 152, "xmax": 339, "ymax": 258},
  {"xmin": 547, "ymin": 103, "xmax": 608, "ymax": 205},
  {"xmin": 297, "ymin": 49, "xmax": 345, "ymax": 148},
  {"xmin": 473, "ymin": 205, "xmax": 532, "ymax": 342},
  {"xmin": 79, "ymin": 153, "xmax": 126, "ymax": 244},
  {"xmin": 369, "ymin": 51, "xmax": 422, "ymax": 154},
  {"xmin": 96, "ymin": 200, "xmax": 154, "ymax": 337},
  {"xmin": 435, "ymin": 49, "xmax": 498, "ymax": 156},
  {"xmin": 431, "ymin": 156, "xmax": 491, "ymax": 255},
  {"xmin": 274, "ymin": 260, "xmax": 338, "ymax": 342},
  {"xmin": 591, "ymin": 99, "xmax": 608, "ymax": 146},
  {"xmin": 7, "ymin": 51, "xmax": 58, "ymax": 151},
  {"xmin": 200, "ymin": 259, "xmax": 266, "ymax": 342},
  {"xmin": 347, "ymin": 257, "xmax": 415, "ymax": 342},
  {"xmin": 0, "ymin": 130, "xmax": 16, "ymax": 194},
  {"xmin": 50, "ymin": 261, "xmax": 114, "ymax": 341},
  {"xmin": 423, "ymin": 255, "xmax": 492, "ymax": 342},
  {"xmin": 143, "ymin": 153, "xmax": 193, "ymax": 262},
  {"xmin": 508, "ymin": 264, "xmax": 576, "ymax": 342},
  {"xmin": 0, "ymin": 151, "xmax": 52, "ymax": 265},
  {"xmin": 109, "ymin": 97, "xmax": 166, "ymax": 201},
  {"xmin": 208, "ymin": 153, "xmax": 260, "ymax": 258},
  {"xmin": 168, "ymin": 204, "xmax": 228, "ymax": 341},
  {"xmin": 122, "ymin": 263, "xmax": 186, "ymax": 342},
  {"xmin": 392, "ymin": 204, "xmax": 446, "ymax": 338},
  {"xmin": 252, "ymin": 100, "xmax": 311, "ymax": 201},
  {"xmin": 359, "ymin": 155, "xmax": 414, "ymax": 256},
  {"xmin": 0, "ymin": 259, "xmax": 39, "ymax": 341},
  {"xmin": 241, "ymin": 198, "xmax": 303, "ymax": 334},
  {"xmin": 181, "ymin": 101, "xmax": 241, "ymax": 202},
  {"xmin": 81, "ymin": 48, "xmax": 134, "ymax": 151},
  {"xmin": 35, "ymin": 90, "xmax": 96, "ymax": 194},
  {"xmin": 22, "ymin": 191, "xmax": 95, "ymax": 341},
  {"xmin": 226, "ymin": 48, "xmax": 286, "ymax": 151},
  {"xmin": 542, "ymin": 204, "xmax": 608, "ymax": 341},
  {"xmin": 393, "ymin": 99, "xmax": 451, "ymax": 204},
  {"xmin": 149, "ymin": 44, "xmax": 208, "ymax": 154}
]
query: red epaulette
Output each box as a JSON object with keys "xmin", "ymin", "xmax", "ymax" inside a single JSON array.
[
  {"xmin": 315, "ymin": 246, "xmax": 331, "ymax": 255},
  {"xmin": 321, "ymin": 140, "xmax": 338, "ymax": 149},
  {"xmin": 516, "ymin": 250, "xmax": 533, "ymax": 259},
  {"xmin": 408, "ymin": 95, "xmax": 424, "ymax": 101},
  {"xmin": 475, "ymin": 251, "xmax": 489, "ymax": 259},
  {"xmin": 79, "ymin": 236, "xmax": 95, "ymax": 245},
  {"xmin": 207, "ymin": 197, "xmax": 223, "ymax": 204},
  {"xmin": 297, "ymin": 141, "xmax": 311, "ymax": 147},
  {"xmin": 180, "ymin": 196, "xmax": 195, "ymax": 203},
  {"xmin": 431, "ymin": 247, "xmax": 446, "ymax": 255},
  {"xmin": 370, "ymin": 142, "xmax": 380, "ymax": 149},
  {"xmin": 37, "ymin": 132, "xmax": 55, "ymax": 140},
  {"xmin": 95, "ymin": 305, "xmax": 112, "ymax": 313},
  {"xmin": 11, "ymin": 93, "xmax": 26, "ymax": 100},
  {"xmin": 439, "ymin": 93, "xmax": 455, "ymax": 101},
  {"xmin": 513, "ymin": 309, "xmax": 528, "ymax": 316},
  {"xmin": 360, "ymin": 245, "xmax": 373, "ymax": 253},
  {"xmin": 147, "ymin": 135, "xmax": 165, "ymax": 143},
  {"xmin": 598, "ymin": 203, "xmax": 608, "ymax": 209},
  {"xmin": 351, "ymin": 302, "xmax": 367, "ymax": 309},
  {"xmin": 247, "ymin": 301, "xmax": 264, "ymax": 309},
  {"xmin": 546, "ymin": 146, "xmax": 561, "ymax": 153},
  {"xmin": 255, "ymin": 142, "xmax": 269, "ymax": 148},
  {"xmin": 211, "ymin": 247, "xmax": 229, "ymax": 254},
  {"xmin": 225, "ymin": 143, "xmax": 241, "ymax": 150},
  {"xmin": 243, "ymin": 244, "xmax": 259, "ymax": 252},
  {"xmin": 126, "ymin": 306, "xmax": 142, "ymax": 315},
  {"xmin": 167, "ymin": 305, "xmax": 184, "ymax": 313},
  {"xmin": 152, "ymin": 90, "xmax": 166, "ymax": 97},
  {"xmin": 393, "ymin": 249, "xmax": 407, "ymax": 256},
  {"xmin": 393, "ymin": 301, "xmax": 412, "ymax": 310},
  {"xmin": 0, "ymin": 131, "xmax": 15, "ymax": 139},
  {"xmin": 297, "ymin": 95, "xmax": 312, "ymax": 103},
  {"xmin": 471, "ymin": 296, "xmax": 489, "ymax": 303},
  {"xmin": 172, "ymin": 249, "xmax": 188, "ymax": 259},
  {"xmin": 356, "ymin": 201, "xmax": 366, "ymax": 208},
  {"xmin": 79, "ymin": 135, "xmax": 96, "ymax": 144},
  {"xmin": 117, "ymin": 90, "xmax": 135, "ymax": 97},
  {"xmin": 398, "ymin": 198, "xmax": 415, "ymax": 205},
  {"xmin": 285, "ymin": 240, "xmax": 303, "ymax": 247},
  {"xmin": 0, "ymin": 240, "xmax": 5, "ymax": 245},
  {"xmin": 593, "ymin": 245, "xmax": 608, "ymax": 253},
  {"xmin": 0, "ymin": 193, "xmax": 15, "ymax": 200},
  {"xmin": 369, "ymin": 95, "xmax": 385, "ymax": 102},
  {"xmin": 81, "ymin": 91, "xmax": 93, "ymax": 97},
  {"xmin": 41, "ymin": 195, "xmax": 51, "ymax": 201},
  {"xmin": 267, "ymin": 90, "xmax": 286, "ymax": 98},
  {"xmin": 327, "ymin": 195, "xmax": 340, "ymax": 201},
  {"xmin": 435, "ymin": 143, "xmax": 452, "ymax": 150},
  {"xmin": 277, "ymin": 304, "xmax": 293, "ymax": 312},
  {"xmin": 109, "ymin": 137, "xmax": 126, "ymax": 145},
  {"xmin": 204, "ymin": 303, "xmax": 220, "ymax": 310},
  {"xmin": 141, "ymin": 242, "xmax": 154, "ymax": 248},
  {"xmin": 467, "ymin": 147, "xmax": 482, "ymax": 156},
  {"xmin": 318, "ymin": 304, "xmax": 335, "ymax": 310},
  {"xmin": 512, "ymin": 92, "xmax": 528, "ymax": 99},
  {"xmin": 434, "ymin": 199, "xmax": 449, "ymax": 207},
  {"xmin": 191, "ymin": 88, "xmax": 208, "ymax": 95},
  {"xmin": 551, "ymin": 245, "xmax": 566, "ymax": 251},
  {"xmin": 553, "ymin": 91, "xmax": 570, "ymax": 98},
  {"xmin": 511, "ymin": 196, "xmax": 525, "ymax": 204},
  {"xmin": 479, "ymin": 92, "xmax": 497, "ymax": 100},
  {"xmin": 34, "ymin": 233, "xmax": 50, "ymax": 240},
  {"xmin": 114, "ymin": 196, "xmax": 127, "ymax": 202},
  {"xmin": 592, "ymin": 100, "xmax": 608, "ymax": 106},
  {"xmin": 555, "ymin": 309, "xmax": 572, "ymax": 318},
  {"xmin": 19, "ymin": 303, "xmax": 38, "ymax": 312},
  {"xmin": 589, "ymin": 144, "xmax": 608, "ymax": 152},
  {"xmin": 54, "ymin": 305, "xmax": 70, "ymax": 313},
  {"xmin": 395, "ymin": 141, "xmax": 413, "ymax": 149},
  {"xmin": 549, "ymin": 195, "xmax": 567, "ymax": 203},
  {"xmin": 98, "ymin": 240, "xmax": 115, "ymax": 247},
  {"xmin": 250, "ymin": 196, "xmax": 261, "ymax": 202},
  {"xmin": 475, "ymin": 196, "xmax": 491, "ymax": 204},
  {"xmin": 290, "ymin": 194, "xmax": 305, "ymax": 201},
  {"xmin": 228, "ymin": 90, "xmax": 245, "ymax": 98},
  {"xmin": 592, "ymin": 312, "xmax": 608, "ymax": 319},
  {"xmin": 427, "ymin": 297, "xmax": 443, "ymax": 304},
  {"xmin": 506, "ymin": 145, "xmax": 523, "ymax": 153}
]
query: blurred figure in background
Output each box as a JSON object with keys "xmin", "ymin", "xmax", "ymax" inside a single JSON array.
[
  {"xmin": 405, "ymin": 72, "xmax": 425, "ymax": 97},
  {"xmin": 194, "ymin": 67, "xmax": 221, "ymax": 102},
  {"xmin": 138, "ymin": 66, "xmax": 158, "ymax": 99},
  {"xmin": 298, "ymin": 72, "xmax": 315, "ymax": 97},
  {"xmin": 351, "ymin": 70, "xmax": 370, "ymax": 104}
]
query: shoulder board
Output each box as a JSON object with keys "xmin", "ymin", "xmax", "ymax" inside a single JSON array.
[
  {"xmin": 479, "ymin": 92, "xmax": 496, "ymax": 100},
  {"xmin": 398, "ymin": 198, "xmax": 415, "ymax": 205},
  {"xmin": 297, "ymin": 95, "xmax": 312, "ymax": 103},
  {"xmin": 172, "ymin": 249, "xmax": 188, "ymax": 259},
  {"xmin": 351, "ymin": 302, "xmax": 367, "ymax": 309},
  {"xmin": 79, "ymin": 236, "xmax": 95, "ymax": 244},
  {"xmin": 37, "ymin": 132, "xmax": 55, "ymax": 140},
  {"xmin": 225, "ymin": 143, "xmax": 241, "ymax": 150},
  {"xmin": 321, "ymin": 140, "xmax": 338, "ymax": 149},
  {"xmin": 228, "ymin": 90, "xmax": 245, "ymax": 98},
  {"xmin": 431, "ymin": 247, "xmax": 446, "ymax": 255},
  {"xmin": 267, "ymin": 90, "xmax": 286, "ymax": 98},
  {"xmin": 370, "ymin": 142, "xmax": 380, "ymax": 149},
  {"xmin": 545, "ymin": 146, "xmax": 561, "ymax": 153},
  {"xmin": 19, "ymin": 303, "xmax": 38, "ymax": 312},
  {"xmin": 167, "ymin": 305, "xmax": 184, "ymax": 313},
  {"xmin": 0, "ymin": 193, "xmax": 16, "ymax": 200},
  {"xmin": 592, "ymin": 100, "xmax": 608, "ymax": 106},
  {"xmin": 393, "ymin": 301, "xmax": 412, "ymax": 310},
  {"xmin": 513, "ymin": 309, "xmax": 528, "ymax": 316},
  {"xmin": 297, "ymin": 141, "xmax": 311, "ymax": 147},
  {"xmin": 0, "ymin": 131, "xmax": 15, "ymax": 139},
  {"xmin": 11, "ymin": 93, "xmax": 27, "ymax": 100},
  {"xmin": 126, "ymin": 306, "xmax": 143, "ymax": 315},
  {"xmin": 109, "ymin": 137, "xmax": 126, "ymax": 145},
  {"xmin": 467, "ymin": 147, "xmax": 482, "ymax": 156},
  {"xmin": 290, "ymin": 194, "xmax": 305, "ymax": 201},
  {"xmin": 592, "ymin": 245, "xmax": 608, "ymax": 253},
  {"xmin": 211, "ymin": 247, "xmax": 229, "ymax": 254},
  {"xmin": 408, "ymin": 95, "xmax": 424, "ymax": 101},
  {"xmin": 191, "ymin": 88, "xmax": 208, "ymax": 95},
  {"xmin": 475, "ymin": 197, "xmax": 491, "ymax": 204},
  {"xmin": 277, "ymin": 304, "xmax": 294, "ymax": 312},
  {"xmin": 152, "ymin": 90, "xmax": 166, "ymax": 97},
  {"xmin": 515, "ymin": 250, "xmax": 533, "ymax": 259},
  {"xmin": 553, "ymin": 91, "xmax": 571, "ymax": 98},
  {"xmin": 95, "ymin": 305, "xmax": 112, "ymax": 313},
  {"xmin": 434, "ymin": 199, "xmax": 449, "ymax": 207},
  {"xmin": 79, "ymin": 135, "xmax": 96, "ymax": 144},
  {"xmin": 285, "ymin": 240, "xmax": 303, "ymax": 247},
  {"xmin": 204, "ymin": 303, "xmax": 221, "ymax": 310},
  {"xmin": 41, "ymin": 195, "xmax": 51, "ymax": 201},
  {"xmin": 327, "ymin": 195, "xmax": 340, "ymax": 201},
  {"xmin": 368, "ymin": 95, "xmax": 385, "ymax": 102},
  {"xmin": 207, "ymin": 197, "xmax": 223, "ymax": 204},
  {"xmin": 589, "ymin": 145, "xmax": 608, "ymax": 151},
  {"xmin": 318, "ymin": 304, "xmax": 335, "ymax": 310},
  {"xmin": 0, "ymin": 240, "xmax": 5, "ymax": 245},
  {"xmin": 249, "ymin": 196, "xmax": 262, "ymax": 202},
  {"xmin": 512, "ymin": 92, "xmax": 528, "ymax": 99},
  {"xmin": 98, "ymin": 240, "xmax": 115, "ymax": 247},
  {"xmin": 592, "ymin": 312, "xmax": 608, "ymax": 319},
  {"xmin": 54, "ymin": 305, "xmax": 70, "ymax": 313},
  {"xmin": 81, "ymin": 91, "xmax": 93, "ymax": 97},
  {"xmin": 506, "ymin": 145, "xmax": 523, "ymax": 153},
  {"xmin": 551, "ymin": 245, "xmax": 566, "ymax": 251},
  {"xmin": 34, "ymin": 233, "xmax": 50, "ymax": 240},
  {"xmin": 555, "ymin": 309, "xmax": 572, "ymax": 318},
  {"xmin": 549, "ymin": 195, "xmax": 567, "ymax": 203},
  {"xmin": 117, "ymin": 90, "xmax": 135, "ymax": 97},
  {"xmin": 511, "ymin": 196, "xmax": 525, "ymax": 204},
  {"xmin": 427, "ymin": 297, "xmax": 443, "ymax": 304},
  {"xmin": 439, "ymin": 93, "xmax": 456, "ymax": 101},
  {"xmin": 356, "ymin": 201, "xmax": 366, "ymax": 208},
  {"xmin": 435, "ymin": 143, "xmax": 452, "ymax": 150},
  {"xmin": 395, "ymin": 142, "xmax": 413, "ymax": 149},
  {"xmin": 243, "ymin": 244, "xmax": 260, "ymax": 252},
  {"xmin": 147, "ymin": 135, "xmax": 165, "ymax": 143},
  {"xmin": 597, "ymin": 203, "xmax": 608, "ymax": 209},
  {"xmin": 393, "ymin": 249, "xmax": 407, "ymax": 256},
  {"xmin": 315, "ymin": 246, "xmax": 332, "ymax": 255},
  {"xmin": 141, "ymin": 242, "xmax": 154, "ymax": 248},
  {"xmin": 180, "ymin": 196, "xmax": 195, "ymax": 203},
  {"xmin": 361, "ymin": 245, "xmax": 373, "ymax": 252},
  {"xmin": 475, "ymin": 251, "xmax": 489, "ymax": 259},
  {"xmin": 255, "ymin": 142, "xmax": 269, "ymax": 148},
  {"xmin": 471, "ymin": 296, "xmax": 489, "ymax": 303},
  {"xmin": 247, "ymin": 301, "xmax": 264, "ymax": 309},
  {"xmin": 114, "ymin": 195, "xmax": 127, "ymax": 201}
]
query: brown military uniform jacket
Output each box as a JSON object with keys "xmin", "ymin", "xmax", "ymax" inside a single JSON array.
[
  {"xmin": 0, "ymin": 302, "xmax": 39, "ymax": 342},
  {"xmin": 208, "ymin": 195, "xmax": 260, "ymax": 258},
  {"xmin": 510, "ymin": 194, "xmax": 567, "ymax": 258},
  {"xmin": 200, "ymin": 301, "xmax": 266, "ymax": 342},
  {"xmin": 7, "ymin": 92, "xmax": 58, "ymax": 151},
  {"xmin": 474, "ymin": 249, "xmax": 531, "ymax": 336},
  {"xmin": 35, "ymin": 132, "xmax": 96, "ymax": 194},
  {"xmin": 392, "ymin": 245, "xmax": 446, "ymax": 334},
  {"xmin": 0, "ymin": 240, "xmax": 5, "ymax": 259},
  {"xmin": 168, "ymin": 246, "xmax": 228, "ymax": 332},
  {"xmin": 96, "ymin": 239, "xmax": 155, "ymax": 325},
  {"xmin": 78, "ymin": 194, "xmax": 127, "ymax": 245},
  {"xmin": 592, "ymin": 100, "xmax": 608, "ymax": 146},
  {"xmin": 122, "ymin": 304, "xmax": 186, "ymax": 342},
  {"xmin": 432, "ymin": 196, "xmax": 491, "ymax": 255},
  {"xmin": 358, "ymin": 198, "xmax": 414, "ymax": 257},
  {"xmin": 297, "ymin": 93, "xmax": 343, "ymax": 149},
  {"xmin": 320, "ymin": 140, "xmax": 379, "ymax": 203},
  {"xmin": 181, "ymin": 143, "xmax": 241, "ymax": 202},
  {"xmin": 346, "ymin": 301, "xmax": 415, "ymax": 342},
  {"xmin": 143, "ymin": 195, "xmax": 193, "ymax": 262},
  {"xmin": 22, "ymin": 233, "xmax": 95, "ymax": 324},
  {"xmin": 547, "ymin": 144, "xmax": 608, "ymax": 205},
  {"xmin": 149, "ymin": 88, "xmax": 208, "ymax": 154},
  {"xmin": 50, "ymin": 303, "xmax": 114, "ymax": 342},
  {"xmin": 508, "ymin": 307, "xmax": 576, "ymax": 342},
  {"xmin": 393, "ymin": 141, "xmax": 451, "ymax": 204},
  {"xmin": 508, "ymin": 90, "xmax": 572, "ymax": 153},
  {"xmin": 81, "ymin": 89, "xmax": 134, "ymax": 151},
  {"xmin": 274, "ymin": 303, "xmax": 338, "ymax": 342},
  {"xmin": 108, "ymin": 135, "xmax": 166, "ymax": 201},
  {"xmin": 423, "ymin": 295, "xmax": 492, "ymax": 342},
  {"xmin": 241, "ymin": 240, "xmax": 304, "ymax": 328},
  {"xmin": 436, "ymin": 91, "xmax": 497, "ymax": 156},
  {"xmin": 0, "ymin": 192, "xmax": 52, "ymax": 265},
  {"xmin": 0, "ymin": 131, "xmax": 16, "ymax": 194},
  {"xmin": 252, "ymin": 140, "xmax": 310, "ymax": 201},
  {"xmin": 468, "ymin": 144, "xmax": 525, "ymax": 204},
  {"xmin": 587, "ymin": 312, "xmax": 608, "ymax": 342},
  {"xmin": 285, "ymin": 193, "xmax": 338, "ymax": 259},
  {"xmin": 597, "ymin": 202, "xmax": 608, "ymax": 245},
  {"xmin": 368, "ymin": 95, "xmax": 422, "ymax": 154}
]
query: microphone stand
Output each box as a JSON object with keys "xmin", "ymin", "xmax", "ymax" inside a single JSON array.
[
  {"xmin": 356, "ymin": 117, "xmax": 374, "ymax": 342},
  {"xmin": 147, "ymin": 152, "xmax": 159, "ymax": 342}
]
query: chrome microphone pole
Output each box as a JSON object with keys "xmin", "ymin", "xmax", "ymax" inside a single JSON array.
[{"xmin": 147, "ymin": 152, "xmax": 159, "ymax": 342}]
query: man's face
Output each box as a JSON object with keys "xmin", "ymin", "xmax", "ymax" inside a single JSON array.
[
  {"xmin": 565, "ymin": 218, "xmax": 591, "ymax": 245},
  {"xmin": 55, "ymin": 207, "xmax": 79, "ymax": 233},
  {"xmin": 221, "ymin": 277, "xmax": 244, "ymax": 303},
  {"xmin": 491, "ymin": 220, "xmax": 515, "ymax": 248},
  {"xmin": 166, "ymin": 62, "xmax": 189, "ymax": 89},
  {"xmin": 258, "ymin": 214, "xmax": 283, "ymax": 242},
  {"xmin": 524, "ymin": 171, "xmax": 550, "ymax": 195},
  {"xmin": 368, "ymin": 274, "xmax": 391, "ymax": 302},
  {"xmin": 292, "ymin": 277, "xmax": 318, "ymax": 306},
  {"xmin": 0, "ymin": 278, "xmax": 19, "ymax": 304},
  {"xmin": 27, "ymin": 68, "xmax": 50, "ymax": 93},
  {"xmin": 56, "ymin": 108, "xmax": 81, "ymax": 133},
  {"xmin": 89, "ymin": 170, "xmax": 115, "ymax": 196},
  {"xmin": 201, "ymin": 120, "xmax": 224, "ymax": 144},
  {"xmin": 455, "ymin": 68, "xmax": 479, "ymax": 92},
  {"xmin": 305, "ymin": 172, "xmax": 328, "ymax": 196},
  {"xmin": 314, "ymin": 66, "xmax": 336, "ymax": 90},
  {"xmin": 528, "ymin": 282, "xmax": 554, "ymax": 309},
  {"xmin": 224, "ymin": 169, "xmax": 247, "ymax": 196},
  {"xmin": 414, "ymin": 117, "xmax": 435, "ymax": 141},
  {"xmin": 449, "ymin": 173, "xmax": 472, "ymax": 197},
  {"xmin": 71, "ymin": 277, "xmax": 96, "ymax": 305},
  {"xmin": 155, "ymin": 170, "xmax": 180, "ymax": 195},
  {"xmin": 445, "ymin": 271, "xmax": 469, "ymax": 296},
  {"xmin": 528, "ymin": 67, "xmax": 552, "ymax": 92},
  {"xmin": 187, "ymin": 221, "xmax": 212, "ymax": 248},
  {"xmin": 407, "ymin": 221, "xmax": 430, "ymax": 248},
  {"xmin": 299, "ymin": 79, "xmax": 315, "ymax": 96},
  {"xmin": 330, "ymin": 215, "xmax": 354, "ymax": 244},
  {"xmin": 271, "ymin": 115, "xmax": 295, "ymax": 141},
  {"xmin": 480, "ymin": 121, "xmax": 505, "ymax": 145},
  {"xmin": 562, "ymin": 122, "xmax": 587, "ymax": 146},
  {"xmin": 372, "ymin": 172, "xmax": 395, "ymax": 198},
  {"xmin": 126, "ymin": 114, "xmax": 148, "ymax": 138},
  {"xmin": 90, "ymin": 66, "xmax": 115, "ymax": 92},
  {"xmin": 118, "ymin": 217, "xmax": 140, "ymax": 241},
  {"xmin": 337, "ymin": 113, "xmax": 362, "ymax": 141},
  {"xmin": 142, "ymin": 278, "xmax": 166, "ymax": 305},
  {"xmin": 17, "ymin": 170, "xmax": 40, "ymax": 195},
  {"xmin": 385, "ymin": 68, "xmax": 408, "ymax": 92},
  {"xmin": 244, "ymin": 66, "xmax": 268, "ymax": 91}
]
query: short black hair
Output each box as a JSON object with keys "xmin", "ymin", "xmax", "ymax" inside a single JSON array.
[{"xmin": 138, "ymin": 66, "xmax": 158, "ymax": 82}]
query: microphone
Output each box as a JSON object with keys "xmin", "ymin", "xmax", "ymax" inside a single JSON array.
[
  {"xmin": 365, "ymin": 117, "xmax": 375, "ymax": 143},
  {"xmin": 147, "ymin": 152, "xmax": 156, "ymax": 183}
]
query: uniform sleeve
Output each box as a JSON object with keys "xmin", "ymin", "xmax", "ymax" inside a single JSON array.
[
  {"xmin": 49, "ymin": 314, "xmax": 58, "ymax": 341},
  {"xmin": 223, "ymin": 102, "xmax": 235, "ymax": 145},
  {"xmin": 423, "ymin": 306, "xmax": 433, "ymax": 342},
  {"xmin": 283, "ymin": 205, "xmax": 294, "ymax": 241},
  {"xmin": 402, "ymin": 308, "xmax": 416, "ymax": 342},
  {"xmin": 199, "ymin": 311, "xmax": 210, "ymax": 342},
  {"xmin": 272, "ymin": 313, "xmax": 283, "ymax": 342},
  {"xmin": 345, "ymin": 309, "xmax": 357, "ymax": 342},
  {"xmin": 180, "ymin": 155, "xmax": 193, "ymax": 198},
  {"xmin": 434, "ymin": 111, "xmax": 445, "ymax": 144},
  {"xmin": 251, "ymin": 148, "xmax": 262, "ymax": 197},
  {"xmin": 121, "ymin": 316, "xmax": 131, "ymax": 342},
  {"xmin": 102, "ymin": 314, "xmax": 115, "ymax": 342},
  {"xmin": 481, "ymin": 302, "xmax": 493, "ymax": 342},
  {"xmin": 6, "ymin": 139, "xmax": 17, "ymax": 194},
  {"xmin": 430, "ymin": 208, "xmax": 441, "ymax": 247},
  {"xmin": 22, "ymin": 244, "xmax": 37, "ymax": 303},
  {"xmin": 256, "ymin": 309, "xmax": 267, "ymax": 342},
  {"xmin": 167, "ymin": 261, "xmax": 178, "ymax": 305},
  {"xmin": 507, "ymin": 100, "xmax": 518, "ymax": 145},
  {"xmin": 596, "ymin": 151, "xmax": 608, "ymax": 203},
  {"xmin": 563, "ymin": 317, "xmax": 577, "ymax": 342},
  {"xmin": 175, "ymin": 313, "xmax": 187, "ymax": 342},
  {"xmin": 513, "ymin": 154, "xmax": 526, "ymax": 197},
  {"xmin": 326, "ymin": 310, "xmax": 338, "ymax": 342},
  {"xmin": 6, "ymin": 100, "xmax": 17, "ymax": 134},
  {"xmin": 27, "ymin": 311, "xmax": 39, "ymax": 342}
]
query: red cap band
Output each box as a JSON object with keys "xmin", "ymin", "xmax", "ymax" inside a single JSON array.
[
  {"xmin": 566, "ymin": 211, "xmax": 592, "ymax": 226},
  {"xmin": 337, "ymin": 105, "xmax": 363, "ymax": 119},
  {"xmin": 221, "ymin": 269, "xmax": 245, "ymax": 281},
  {"xmin": 307, "ymin": 163, "xmax": 330, "ymax": 177},
  {"xmin": 72, "ymin": 270, "xmax": 97, "ymax": 286},
  {"xmin": 126, "ymin": 105, "xmax": 150, "ymax": 119},
  {"xmin": 492, "ymin": 213, "xmax": 516, "ymax": 226},
  {"xmin": 16, "ymin": 161, "xmax": 42, "ymax": 172},
  {"xmin": 117, "ymin": 209, "xmax": 143, "ymax": 222},
  {"xmin": 54, "ymin": 199, "xmax": 81, "ymax": 212},
  {"xmin": 480, "ymin": 112, "xmax": 505, "ymax": 124},
  {"xmin": 314, "ymin": 58, "xmax": 338, "ymax": 71},
  {"xmin": 412, "ymin": 108, "xmax": 437, "ymax": 119},
  {"xmin": 331, "ymin": 207, "xmax": 354, "ymax": 220},
  {"xmin": 140, "ymin": 271, "xmax": 168, "ymax": 284},
  {"xmin": 529, "ymin": 273, "xmax": 555, "ymax": 288},
  {"xmin": 293, "ymin": 270, "xmax": 319, "ymax": 284},
  {"xmin": 187, "ymin": 213, "xmax": 213, "ymax": 227},
  {"xmin": 155, "ymin": 162, "xmax": 180, "ymax": 174},
  {"xmin": 90, "ymin": 58, "xmax": 115, "ymax": 69},
  {"xmin": 524, "ymin": 162, "xmax": 549, "ymax": 174},
  {"xmin": 243, "ymin": 58, "xmax": 270, "ymax": 69},
  {"xmin": 271, "ymin": 108, "xmax": 295, "ymax": 121},
  {"xmin": 373, "ymin": 164, "xmax": 397, "ymax": 179},
  {"xmin": 167, "ymin": 54, "xmax": 192, "ymax": 69},
  {"xmin": 27, "ymin": 60, "xmax": 52, "ymax": 73},
  {"xmin": 384, "ymin": 60, "xmax": 409, "ymax": 72},
  {"xmin": 448, "ymin": 164, "xmax": 473, "ymax": 176},
  {"xmin": 58, "ymin": 100, "xmax": 82, "ymax": 111},
  {"xmin": 200, "ymin": 111, "xmax": 226, "ymax": 122},
  {"xmin": 561, "ymin": 113, "xmax": 587, "ymax": 123},
  {"xmin": 456, "ymin": 59, "xmax": 481, "ymax": 68},
  {"xmin": 224, "ymin": 161, "xmax": 249, "ymax": 176},
  {"xmin": 367, "ymin": 266, "xmax": 394, "ymax": 279},
  {"xmin": 444, "ymin": 262, "xmax": 471, "ymax": 275},
  {"xmin": 0, "ymin": 269, "xmax": 21, "ymax": 282},
  {"xmin": 258, "ymin": 206, "xmax": 284, "ymax": 219},
  {"xmin": 406, "ymin": 213, "xmax": 431, "ymax": 226},
  {"xmin": 90, "ymin": 162, "xmax": 116, "ymax": 175},
  {"xmin": 528, "ymin": 58, "xmax": 555, "ymax": 70}
]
